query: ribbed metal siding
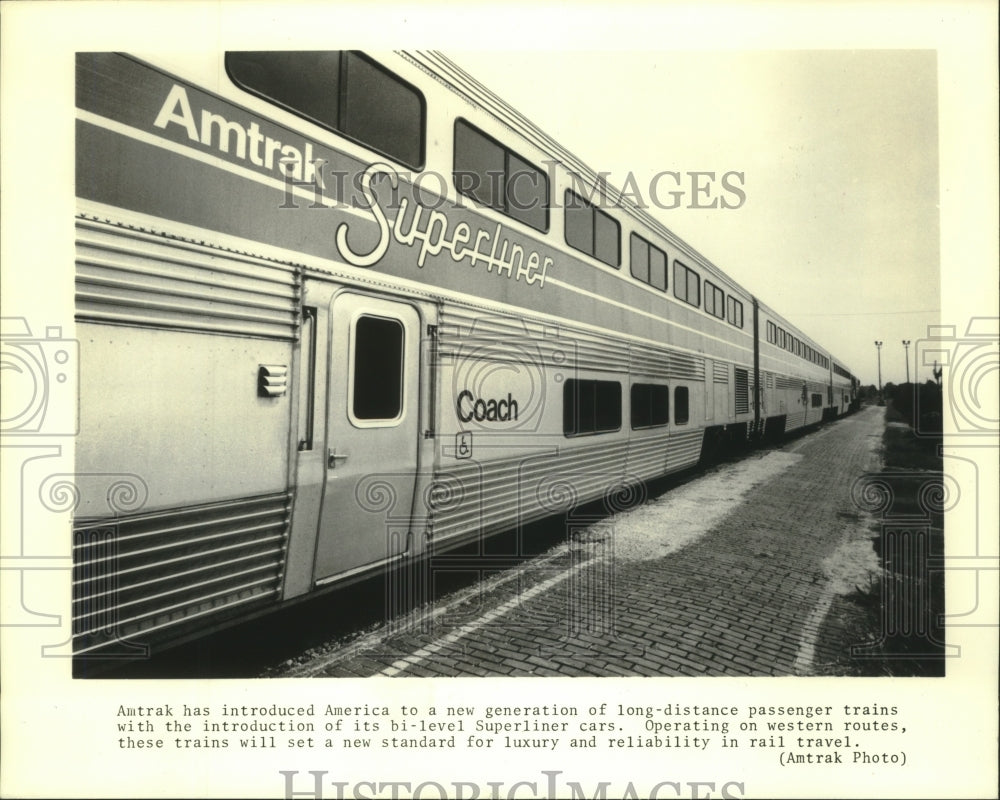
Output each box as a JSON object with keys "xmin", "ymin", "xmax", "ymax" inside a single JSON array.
[
  {"xmin": 427, "ymin": 429, "xmax": 706, "ymax": 545},
  {"xmin": 631, "ymin": 342, "xmax": 705, "ymax": 381},
  {"xmin": 72, "ymin": 491, "xmax": 291, "ymax": 655},
  {"xmin": 439, "ymin": 307, "xmax": 705, "ymax": 379},
  {"xmin": 428, "ymin": 440, "xmax": 629, "ymax": 542},
  {"xmin": 627, "ymin": 427, "xmax": 705, "ymax": 482},
  {"xmin": 713, "ymin": 361, "xmax": 730, "ymax": 384},
  {"xmin": 667, "ymin": 429, "xmax": 705, "ymax": 471},
  {"xmin": 627, "ymin": 432, "xmax": 670, "ymax": 481},
  {"xmin": 785, "ymin": 410, "xmax": 808, "ymax": 430},
  {"xmin": 76, "ymin": 216, "xmax": 300, "ymax": 340},
  {"xmin": 439, "ymin": 308, "xmax": 630, "ymax": 374}
]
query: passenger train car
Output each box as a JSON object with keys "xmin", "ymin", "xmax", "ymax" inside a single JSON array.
[{"xmin": 72, "ymin": 50, "xmax": 858, "ymax": 659}]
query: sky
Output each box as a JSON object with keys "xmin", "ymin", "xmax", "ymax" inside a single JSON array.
[{"xmin": 448, "ymin": 49, "xmax": 942, "ymax": 387}]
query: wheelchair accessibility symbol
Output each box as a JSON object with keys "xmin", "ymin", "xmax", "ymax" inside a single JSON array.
[{"xmin": 456, "ymin": 431, "xmax": 472, "ymax": 459}]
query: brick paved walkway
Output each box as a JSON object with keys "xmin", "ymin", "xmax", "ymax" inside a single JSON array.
[{"xmin": 284, "ymin": 408, "xmax": 884, "ymax": 677}]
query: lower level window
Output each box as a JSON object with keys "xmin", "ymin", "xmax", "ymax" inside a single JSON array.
[
  {"xmin": 563, "ymin": 379, "xmax": 621, "ymax": 436},
  {"xmin": 631, "ymin": 383, "xmax": 669, "ymax": 428}
]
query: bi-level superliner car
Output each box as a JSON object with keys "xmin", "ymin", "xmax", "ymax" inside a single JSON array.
[{"xmin": 72, "ymin": 51, "xmax": 858, "ymax": 659}]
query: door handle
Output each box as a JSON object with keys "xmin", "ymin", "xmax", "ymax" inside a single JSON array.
[{"xmin": 328, "ymin": 449, "xmax": 349, "ymax": 468}]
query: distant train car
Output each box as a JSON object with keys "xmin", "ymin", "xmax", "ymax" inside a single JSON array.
[{"xmin": 72, "ymin": 51, "xmax": 856, "ymax": 658}]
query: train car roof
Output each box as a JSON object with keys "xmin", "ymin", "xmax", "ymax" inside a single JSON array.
[{"xmin": 406, "ymin": 50, "xmax": 854, "ymax": 373}]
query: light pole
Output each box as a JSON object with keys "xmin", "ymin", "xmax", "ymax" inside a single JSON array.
[
  {"xmin": 875, "ymin": 340, "xmax": 883, "ymax": 404},
  {"xmin": 902, "ymin": 339, "xmax": 911, "ymax": 384}
]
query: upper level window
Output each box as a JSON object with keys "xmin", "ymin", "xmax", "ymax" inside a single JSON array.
[
  {"xmin": 454, "ymin": 119, "xmax": 549, "ymax": 232},
  {"xmin": 565, "ymin": 190, "xmax": 620, "ymax": 268},
  {"xmin": 727, "ymin": 296, "xmax": 744, "ymax": 328},
  {"xmin": 673, "ymin": 261, "xmax": 700, "ymax": 307},
  {"xmin": 629, "ymin": 233, "xmax": 667, "ymax": 291},
  {"xmin": 226, "ymin": 51, "xmax": 425, "ymax": 170},
  {"xmin": 704, "ymin": 281, "xmax": 725, "ymax": 319}
]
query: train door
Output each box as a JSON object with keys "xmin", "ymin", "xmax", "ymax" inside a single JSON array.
[{"xmin": 313, "ymin": 292, "xmax": 421, "ymax": 583}]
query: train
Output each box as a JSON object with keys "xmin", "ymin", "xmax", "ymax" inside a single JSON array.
[{"xmin": 72, "ymin": 50, "xmax": 859, "ymax": 660}]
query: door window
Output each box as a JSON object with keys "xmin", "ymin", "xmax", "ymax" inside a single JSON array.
[{"xmin": 351, "ymin": 314, "xmax": 404, "ymax": 424}]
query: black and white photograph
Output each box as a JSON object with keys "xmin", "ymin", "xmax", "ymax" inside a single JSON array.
[{"xmin": 1, "ymin": 2, "xmax": 997, "ymax": 798}]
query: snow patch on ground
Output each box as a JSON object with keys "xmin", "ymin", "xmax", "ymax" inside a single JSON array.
[
  {"xmin": 594, "ymin": 451, "xmax": 804, "ymax": 563},
  {"xmin": 821, "ymin": 521, "xmax": 881, "ymax": 595},
  {"xmin": 793, "ymin": 516, "xmax": 881, "ymax": 674}
]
